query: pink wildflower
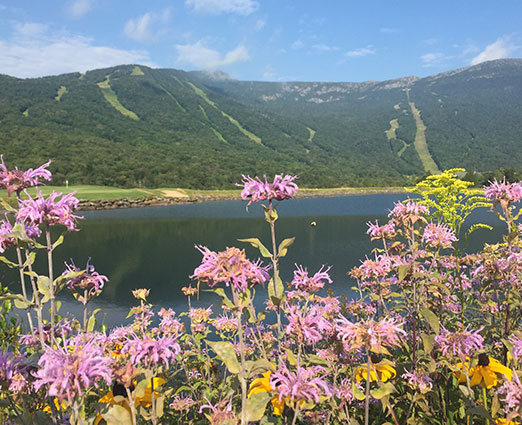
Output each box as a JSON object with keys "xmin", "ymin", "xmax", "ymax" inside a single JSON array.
[
  {"xmin": 422, "ymin": 222, "xmax": 458, "ymax": 250},
  {"xmin": 510, "ymin": 335, "xmax": 522, "ymax": 361},
  {"xmin": 270, "ymin": 364, "xmax": 332, "ymax": 404},
  {"xmin": 291, "ymin": 264, "xmax": 332, "ymax": 293},
  {"xmin": 499, "ymin": 370, "xmax": 522, "ymax": 418},
  {"xmin": 366, "ymin": 220, "xmax": 396, "ymax": 240},
  {"xmin": 356, "ymin": 254, "xmax": 391, "ymax": 280},
  {"xmin": 157, "ymin": 308, "xmax": 185, "ymax": 337},
  {"xmin": 0, "ymin": 156, "xmax": 52, "ymax": 196},
  {"xmin": 484, "ymin": 178, "xmax": 522, "ymax": 204},
  {"xmin": 214, "ymin": 314, "xmax": 239, "ymax": 333},
  {"xmin": 0, "ymin": 216, "xmax": 15, "ymax": 253},
  {"xmin": 17, "ymin": 190, "xmax": 81, "ymax": 231},
  {"xmin": 285, "ymin": 304, "xmax": 331, "ymax": 345},
  {"xmin": 63, "ymin": 259, "xmax": 108, "ymax": 293},
  {"xmin": 389, "ymin": 200, "xmax": 428, "ymax": 226},
  {"xmin": 434, "ymin": 325, "xmax": 484, "ymax": 358},
  {"xmin": 238, "ymin": 174, "xmax": 298, "ymax": 205},
  {"xmin": 401, "ymin": 369, "xmax": 433, "ymax": 393},
  {"xmin": 191, "ymin": 246, "xmax": 269, "ymax": 293},
  {"xmin": 121, "ymin": 333, "xmax": 180, "ymax": 369},
  {"xmin": 336, "ymin": 316, "xmax": 406, "ymax": 353},
  {"xmin": 33, "ymin": 334, "xmax": 112, "ymax": 403}
]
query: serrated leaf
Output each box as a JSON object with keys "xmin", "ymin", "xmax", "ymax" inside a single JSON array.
[
  {"xmin": 237, "ymin": 238, "xmax": 272, "ymax": 258},
  {"xmin": 419, "ymin": 308, "xmax": 440, "ymax": 335},
  {"xmin": 246, "ymin": 392, "xmax": 271, "ymax": 422},
  {"xmin": 207, "ymin": 341, "xmax": 240, "ymax": 374},
  {"xmin": 278, "ymin": 237, "xmax": 295, "ymax": 258}
]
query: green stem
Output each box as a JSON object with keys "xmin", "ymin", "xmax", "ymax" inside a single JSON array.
[
  {"xmin": 45, "ymin": 226, "xmax": 56, "ymax": 336},
  {"xmin": 365, "ymin": 351, "xmax": 372, "ymax": 425},
  {"xmin": 16, "ymin": 246, "xmax": 35, "ymax": 339}
]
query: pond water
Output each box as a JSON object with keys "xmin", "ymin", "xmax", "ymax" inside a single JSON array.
[{"xmin": 1, "ymin": 194, "xmax": 506, "ymax": 327}]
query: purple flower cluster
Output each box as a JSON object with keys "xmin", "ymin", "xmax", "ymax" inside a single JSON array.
[
  {"xmin": 17, "ymin": 190, "xmax": 81, "ymax": 231},
  {"xmin": 213, "ymin": 314, "xmax": 239, "ymax": 333},
  {"xmin": 121, "ymin": 333, "xmax": 180, "ymax": 369},
  {"xmin": 366, "ymin": 220, "xmax": 396, "ymax": 240},
  {"xmin": 422, "ymin": 222, "xmax": 458, "ymax": 250},
  {"xmin": 0, "ymin": 216, "xmax": 15, "ymax": 253},
  {"xmin": 0, "ymin": 351, "xmax": 28, "ymax": 392},
  {"xmin": 239, "ymin": 174, "xmax": 298, "ymax": 205},
  {"xmin": 192, "ymin": 246, "xmax": 270, "ymax": 292},
  {"xmin": 484, "ymin": 178, "xmax": 522, "ymax": 204},
  {"xmin": 270, "ymin": 364, "xmax": 332, "ymax": 404},
  {"xmin": 63, "ymin": 259, "xmax": 108, "ymax": 293},
  {"xmin": 434, "ymin": 325, "xmax": 484, "ymax": 358},
  {"xmin": 0, "ymin": 155, "xmax": 52, "ymax": 196},
  {"xmin": 285, "ymin": 304, "xmax": 331, "ymax": 345},
  {"xmin": 33, "ymin": 334, "xmax": 112, "ymax": 402},
  {"xmin": 290, "ymin": 264, "xmax": 332, "ymax": 293},
  {"xmin": 389, "ymin": 200, "xmax": 428, "ymax": 226},
  {"xmin": 499, "ymin": 371, "xmax": 522, "ymax": 418},
  {"xmin": 401, "ymin": 369, "xmax": 433, "ymax": 393},
  {"xmin": 336, "ymin": 316, "xmax": 406, "ymax": 353}
]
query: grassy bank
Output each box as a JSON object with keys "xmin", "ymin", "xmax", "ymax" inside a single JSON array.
[{"xmin": 1, "ymin": 184, "xmax": 407, "ymax": 204}]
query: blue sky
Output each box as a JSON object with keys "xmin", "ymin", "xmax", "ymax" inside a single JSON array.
[{"xmin": 0, "ymin": 0, "xmax": 521, "ymax": 82}]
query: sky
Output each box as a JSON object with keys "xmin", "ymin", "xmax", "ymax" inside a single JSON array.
[{"xmin": 0, "ymin": 0, "xmax": 521, "ymax": 82}]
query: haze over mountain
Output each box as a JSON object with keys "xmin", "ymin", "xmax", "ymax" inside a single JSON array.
[{"xmin": 1, "ymin": 58, "xmax": 521, "ymax": 188}]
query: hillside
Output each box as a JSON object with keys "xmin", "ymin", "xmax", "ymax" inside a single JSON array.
[{"xmin": 1, "ymin": 59, "xmax": 521, "ymax": 188}]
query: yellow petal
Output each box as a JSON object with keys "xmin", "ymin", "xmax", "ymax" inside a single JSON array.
[
  {"xmin": 469, "ymin": 367, "xmax": 482, "ymax": 387},
  {"xmin": 481, "ymin": 367, "xmax": 498, "ymax": 389},
  {"xmin": 489, "ymin": 358, "xmax": 513, "ymax": 381},
  {"xmin": 377, "ymin": 364, "xmax": 396, "ymax": 382},
  {"xmin": 248, "ymin": 372, "xmax": 272, "ymax": 398},
  {"xmin": 99, "ymin": 391, "xmax": 116, "ymax": 404},
  {"xmin": 271, "ymin": 396, "xmax": 285, "ymax": 415}
]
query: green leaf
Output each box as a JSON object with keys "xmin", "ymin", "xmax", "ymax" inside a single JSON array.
[
  {"xmin": 246, "ymin": 392, "xmax": 271, "ymax": 422},
  {"xmin": 277, "ymin": 237, "xmax": 295, "ymax": 258},
  {"xmin": 245, "ymin": 359, "xmax": 274, "ymax": 378},
  {"xmin": 237, "ymin": 238, "xmax": 272, "ymax": 258},
  {"xmin": 398, "ymin": 265, "xmax": 410, "ymax": 282},
  {"xmin": 205, "ymin": 288, "xmax": 235, "ymax": 309},
  {"xmin": 52, "ymin": 234, "xmax": 65, "ymax": 250},
  {"xmin": 207, "ymin": 340, "xmax": 240, "ymax": 374},
  {"xmin": 420, "ymin": 333, "xmax": 435, "ymax": 354},
  {"xmin": 87, "ymin": 308, "xmax": 101, "ymax": 332},
  {"xmin": 419, "ymin": 308, "xmax": 440, "ymax": 334},
  {"xmin": 267, "ymin": 276, "xmax": 284, "ymax": 305},
  {"xmin": 0, "ymin": 256, "xmax": 18, "ymax": 268},
  {"xmin": 155, "ymin": 395, "xmax": 165, "ymax": 419},
  {"xmin": 285, "ymin": 348, "xmax": 297, "ymax": 366},
  {"xmin": 370, "ymin": 382, "xmax": 396, "ymax": 400},
  {"xmin": 352, "ymin": 381, "xmax": 366, "ymax": 401},
  {"xmin": 99, "ymin": 404, "xmax": 133, "ymax": 425}
]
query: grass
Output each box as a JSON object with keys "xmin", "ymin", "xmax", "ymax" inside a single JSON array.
[
  {"xmin": 307, "ymin": 127, "xmax": 316, "ymax": 143},
  {"xmin": 1, "ymin": 185, "xmax": 408, "ymax": 204},
  {"xmin": 55, "ymin": 86, "xmax": 67, "ymax": 101},
  {"xmin": 97, "ymin": 76, "xmax": 140, "ymax": 121},
  {"xmin": 187, "ymin": 82, "xmax": 262, "ymax": 144},
  {"xmin": 131, "ymin": 66, "xmax": 144, "ymax": 76},
  {"xmin": 385, "ymin": 119, "xmax": 399, "ymax": 140}
]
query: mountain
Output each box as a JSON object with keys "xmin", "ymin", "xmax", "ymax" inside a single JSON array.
[{"xmin": 1, "ymin": 59, "xmax": 521, "ymax": 188}]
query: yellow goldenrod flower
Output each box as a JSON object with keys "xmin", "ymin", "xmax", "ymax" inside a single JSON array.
[
  {"xmin": 355, "ymin": 362, "xmax": 396, "ymax": 383},
  {"xmin": 248, "ymin": 371, "xmax": 285, "ymax": 416},
  {"xmin": 456, "ymin": 354, "xmax": 512, "ymax": 389}
]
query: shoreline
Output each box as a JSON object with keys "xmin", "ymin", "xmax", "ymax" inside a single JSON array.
[{"xmin": 75, "ymin": 187, "xmax": 408, "ymax": 211}]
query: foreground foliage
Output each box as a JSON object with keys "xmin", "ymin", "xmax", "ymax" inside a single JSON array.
[{"xmin": 2, "ymin": 159, "xmax": 522, "ymax": 425}]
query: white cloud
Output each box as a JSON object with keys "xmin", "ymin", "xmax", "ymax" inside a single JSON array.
[
  {"xmin": 175, "ymin": 41, "xmax": 250, "ymax": 69},
  {"xmin": 124, "ymin": 9, "xmax": 172, "ymax": 42},
  {"xmin": 312, "ymin": 43, "xmax": 340, "ymax": 52},
  {"xmin": 380, "ymin": 27, "xmax": 397, "ymax": 34},
  {"xmin": 13, "ymin": 22, "xmax": 48, "ymax": 37},
  {"xmin": 124, "ymin": 13, "xmax": 154, "ymax": 42},
  {"xmin": 471, "ymin": 37, "xmax": 517, "ymax": 65},
  {"xmin": 346, "ymin": 46, "xmax": 375, "ymax": 57},
  {"xmin": 420, "ymin": 52, "xmax": 448, "ymax": 67},
  {"xmin": 67, "ymin": 0, "xmax": 91, "ymax": 18},
  {"xmin": 291, "ymin": 40, "xmax": 304, "ymax": 50},
  {"xmin": 185, "ymin": 0, "xmax": 259, "ymax": 15},
  {"xmin": 254, "ymin": 18, "xmax": 266, "ymax": 31},
  {"xmin": 0, "ymin": 24, "xmax": 154, "ymax": 78}
]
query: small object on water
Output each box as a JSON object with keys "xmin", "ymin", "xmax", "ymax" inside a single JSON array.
[{"xmin": 310, "ymin": 221, "xmax": 317, "ymax": 227}]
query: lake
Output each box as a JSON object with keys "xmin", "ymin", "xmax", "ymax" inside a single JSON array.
[{"xmin": 1, "ymin": 194, "xmax": 506, "ymax": 327}]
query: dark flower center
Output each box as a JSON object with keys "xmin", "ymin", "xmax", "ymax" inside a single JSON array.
[{"xmin": 478, "ymin": 353, "xmax": 490, "ymax": 366}]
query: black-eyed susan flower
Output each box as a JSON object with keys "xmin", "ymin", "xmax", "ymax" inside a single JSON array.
[
  {"xmin": 496, "ymin": 419, "xmax": 521, "ymax": 425},
  {"xmin": 248, "ymin": 371, "xmax": 285, "ymax": 416},
  {"xmin": 456, "ymin": 353, "xmax": 512, "ymax": 389},
  {"xmin": 355, "ymin": 361, "xmax": 396, "ymax": 383}
]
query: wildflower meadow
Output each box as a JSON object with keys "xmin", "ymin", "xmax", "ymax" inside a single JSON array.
[{"xmin": 2, "ymin": 156, "xmax": 522, "ymax": 425}]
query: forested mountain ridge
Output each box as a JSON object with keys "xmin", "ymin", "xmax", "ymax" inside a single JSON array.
[{"xmin": 1, "ymin": 59, "xmax": 521, "ymax": 188}]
